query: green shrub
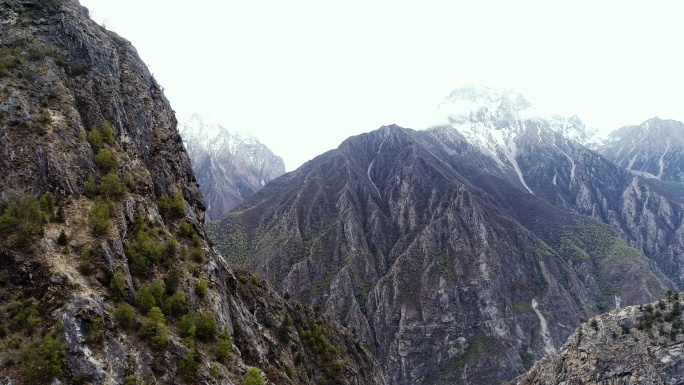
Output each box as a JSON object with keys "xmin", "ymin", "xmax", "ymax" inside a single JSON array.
[
  {"xmin": 88, "ymin": 129, "xmax": 103, "ymax": 154},
  {"xmin": 89, "ymin": 197, "xmax": 114, "ymax": 236},
  {"xmin": 4, "ymin": 298, "xmax": 40, "ymax": 332},
  {"xmin": 216, "ymin": 330, "xmax": 232, "ymax": 362},
  {"xmin": 139, "ymin": 307, "xmax": 168, "ymax": 350},
  {"xmin": 136, "ymin": 284, "xmax": 158, "ymax": 314},
  {"xmin": 194, "ymin": 312, "xmax": 218, "ymax": 342},
  {"xmin": 164, "ymin": 237, "xmax": 178, "ymax": 260},
  {"xmin": 114, "ymin": 303, "xmax": 135, "ymax": 329},
  {"xmin": 39, "ymin": 109, "xmax": 52, "ymax": 124},
  {"xmin": 85, "ymin": 172, "xmax": 97, "ymax": 197},
  {"xmin": 157, "ymin": 193, "xmax": 172, "ymax": 220},
  {"xmin": 178, "ymin": 348, "xmax": 201, "ymax": 382},
  {"xmin": 158, "ymin": 191, "xmax": 185, "ymax": 220},
  {"xmin": 39, "ymin": 192, "xmax": 55, "ymax": 215},
  {"xmin": 98, "ymin": 121, "xmax": 114, "ymax": 144},
  {"xmin": 110, "ymin": 271, "xmax": 128, "ymax": 299},
  {"xmin": 125, "ymin": 228, "xmax": 164, "ymax": 277},
  {"xmin": 0, "ymin": 46, "xmax": 21, "ymax": 76},
  {"xmin": 94, "ymin": 149, "xmax": 118, "ymax": 173},
  {"xmin": 19, "ymin": 334, "xmax": 65, "ymax": 383},
  {"xmin": 178, "ymin": 220, "xmax": 196, "ymax": 238},
  {"xmin": 195, "ymin": 278, "xmax": 208, "ymax": 299},
  {"xmin": 99, "ymin": 171, "xmax": 124, "ymax": 198},
  {"xmin": 191, "ymin": 247, "xmax": 205, "ymax": 263},
  {"xmin": 57, "ymin": 229, "xmax": 68, "ymax": 246},
  {"xmin": 164, "ymin": 270, "xmax": 180, "ymax": 295},
  {"xmin": 77, "ymin": 245, "xmax": 95, "ymax": 275},
  {"xmin": 163, "ymin": 291, "xmax": 187, "ymax": 318},
  {"xmin": 278, "ymin": 315, "xmax": 293, "ymax": 342},
  {"xmin": 87, "ymin": 314, "xmax": 104, "ymax": 345},
  {"xmin": 55, "ymin": 206, "xmax": 65, "ymax": 222},
  {"xmin": 243, "ymin": 367, "xmax": 265, "ymax": 385},
  {"xmin": 0, "ymin": 195, "xmax": 48, "ymax": 249},
  {"xmin": 178, "ymin": 314, "xmax": 196, "ymax": 338},
  {"xmin": 123, "ymin": 172, "xmax": 136, "ymax": 190}
]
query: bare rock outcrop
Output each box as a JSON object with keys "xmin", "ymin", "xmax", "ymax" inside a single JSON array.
[{"xmin": 515, "ymin": 295, "xmax": 684, "ymax": 384}]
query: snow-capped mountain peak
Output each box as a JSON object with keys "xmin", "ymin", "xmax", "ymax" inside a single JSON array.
[{"xmin": 437, "ymin": 86, "xmax": 598, "ymax": 194}]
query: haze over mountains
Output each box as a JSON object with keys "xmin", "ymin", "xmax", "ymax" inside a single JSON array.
[{"xmin": 204, "ymin": 86, "xmax": 684, "ymax": 384}]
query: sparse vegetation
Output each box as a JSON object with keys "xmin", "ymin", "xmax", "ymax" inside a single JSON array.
[
  {"xmin": 125, "ymin": 224, "xmax": 164, "ymax": 277},
  {"xmin": 19, "ymin": 334, "xmax": 65, "ymax": 383}
]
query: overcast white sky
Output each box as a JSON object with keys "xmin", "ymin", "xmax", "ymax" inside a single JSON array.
[{"xmin": 81, "ymin": 1, "xmax": 684, "ymax": 171}]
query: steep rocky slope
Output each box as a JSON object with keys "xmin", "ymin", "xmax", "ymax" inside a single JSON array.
[
  {"xmin": 596, "ymin": 117, "xmax": 684, "ymax": 183},
  {"xmin": 210, "ymin": 123, "xmax": 673, "ymax": 384},
  {"xmin": 0, "ymin": 1, "xmax": 385, "ymax": 384},
  {"xmin": 515, "ymin": 292, "xmax": 684, "ymax": 384},
  {"xmin": 179, "ymin": 114, "xmax": 285, "ymax": 221}
]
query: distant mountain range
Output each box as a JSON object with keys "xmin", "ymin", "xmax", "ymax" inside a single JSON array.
[
  {"xmin": 179, "ymin": 114, "xmax": 285, "ymax": 221},
  {"xmin": 207, "ymin": 86, "xmax": 684, "ymax": 384}
]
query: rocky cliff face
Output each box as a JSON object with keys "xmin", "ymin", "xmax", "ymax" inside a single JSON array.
[
  {"xmin": 210, "ymin": 123, "xmax": 673, "ymax": 384},
  {"xmin": 515, "ymin": 293, "xmax": 684, "ymax": 384},
  {"xmin": 0, "ymin": 1, "xmax": 385, "ymax": 384},
  {"xmin": 179, "ymin": 114, "xmax": 285, "ymax": 221},
  {"xmin": 596, "ymin": 117, "xmax": 684, "ymax": 183}
]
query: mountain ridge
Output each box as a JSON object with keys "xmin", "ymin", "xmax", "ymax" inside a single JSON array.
[
  {"xmin": 210, "ymin": 121, "xmax": 673, "ymax": 384},
  {"xmin": 179, "ymin": 113, "xmax": 285, "ymax": 221}
]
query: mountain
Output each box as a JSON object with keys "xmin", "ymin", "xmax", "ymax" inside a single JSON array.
[
  {"xmin": 596, "ymin": 117, "xmax": 684, "ymax": 183},
  {"xmin": 209, "ymin": 123, "xmax": 673, "ymax": 384},
  {"xmin": 0, "ymin": 1, "xmax": 384, "ymax": 384},
  {"xmin": 440, "ymin": 87, "xmax": 684, "ymax": 288},
  {"xmin": 514, "ymin": 292, "xmax": 684, "ymax": 384},
  {"xmin": 179, "ymin": 114, "xmax": 285, "ymax": 221}
]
